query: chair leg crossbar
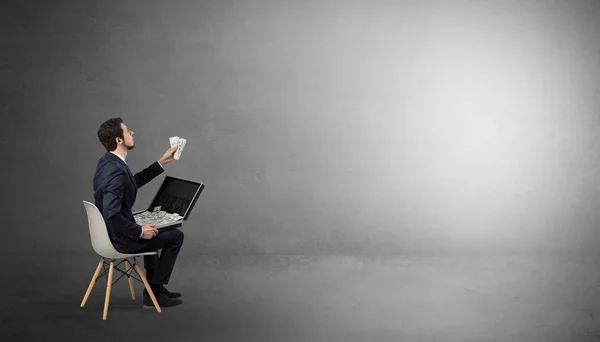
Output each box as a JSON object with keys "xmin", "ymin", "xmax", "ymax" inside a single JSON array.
[
  {"xmin": 80, "ymin": 257, "xmax": 162, "ymax": 320},
  {"xmin": 96, "ymin": 259, "xmax": 143, "ymax": 285}
]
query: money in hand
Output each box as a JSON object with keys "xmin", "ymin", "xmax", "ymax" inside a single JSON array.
[
  {"xmin": 169, "ymin": 136, "xmax": 187, "ymax": 160},
  {"xmin": 169, "ymin": 137, "xmax": 179, "ymax": 149}
]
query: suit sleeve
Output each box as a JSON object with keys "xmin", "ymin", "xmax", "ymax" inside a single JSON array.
[
  {"xmin": 103, "ymin": 170, "xmax": 143, "ymax": 239},
  {"xmin": 133, "ymin": 161, "xmax": 165, "ymax": 189}
]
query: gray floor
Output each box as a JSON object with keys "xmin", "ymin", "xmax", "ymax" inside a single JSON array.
[{"xmin": 2, "ymin": 252, "xmax": 600, "ymax": 342}]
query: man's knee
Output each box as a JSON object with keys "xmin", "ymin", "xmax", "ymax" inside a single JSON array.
[
  {"xmin": 174, "ymin": 228, "xmax": 184, "ymax": 244},
  {"xmin": 162, "ymin": 228, "xmax": 184, "ymax": 247}
]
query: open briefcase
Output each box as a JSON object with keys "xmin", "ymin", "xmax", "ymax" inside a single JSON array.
[{"xmin": 133, "ymin": 176, "xmax": 205, "ymax": 231}]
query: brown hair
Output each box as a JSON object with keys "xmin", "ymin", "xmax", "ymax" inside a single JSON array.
[{"xmin": 97, "ymin": 117, "xmax": 124, "ymax": 151}]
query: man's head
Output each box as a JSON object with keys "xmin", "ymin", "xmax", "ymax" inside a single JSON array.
[{"xmin": 97, "ymin": 117, "xmax": 135, "ymax": 152}]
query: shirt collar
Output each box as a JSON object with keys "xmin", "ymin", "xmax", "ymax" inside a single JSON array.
[{"xmin": 110, "ymin": 151, "xmax": 127, "ymax": 165}]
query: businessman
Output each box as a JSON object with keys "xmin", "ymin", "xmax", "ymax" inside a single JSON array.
[{"xmin": 93, "ymin": 117, "xmax": 184, "ymax": 308}]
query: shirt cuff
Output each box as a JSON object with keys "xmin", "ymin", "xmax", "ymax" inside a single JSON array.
[{"xmin": 157, "ymin": 160, "xmax": 164, "ymax": 169}]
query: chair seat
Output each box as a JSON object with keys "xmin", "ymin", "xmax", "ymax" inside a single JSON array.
[
  {"xmin": 82, "ymin": 201, "xmax": 161, "ymax": 260},
  {"xmin": 103, "ymin": 250, "xmax": 158, "ymax": 259}
]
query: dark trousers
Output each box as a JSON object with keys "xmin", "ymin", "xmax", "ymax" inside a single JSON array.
[{"xmin": 134, "ymin": 228, "xmax": 184, "ymax": 285}]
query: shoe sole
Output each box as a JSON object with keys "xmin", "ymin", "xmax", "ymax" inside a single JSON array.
[{"xmin": 143, "ymin": 303, "xmax": 183, "ymax": 309}]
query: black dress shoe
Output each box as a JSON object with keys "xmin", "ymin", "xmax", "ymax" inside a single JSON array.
[
  {"xmin": 143, "ymin": 292, "xmax": 183, "ymax": 309},
  {"xmin": 160, "ymin": 285, "xmax": 182, "ymax": 298},
  {"xmin": 143, "ymin": 286, "xmax": 181, "ymax": 298}
]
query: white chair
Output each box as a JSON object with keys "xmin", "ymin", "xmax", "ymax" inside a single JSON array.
[{"xmin": 80, "ymin": 200, "xmax": 161, "ymax": 320}]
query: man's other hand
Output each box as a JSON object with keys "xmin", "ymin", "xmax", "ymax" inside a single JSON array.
[
  {"xmin": 141, "ymin": 224, "xmax": 158, "ymax": 239},
  {"xmin": 159, "ymin": 147, "xmax": 178, "ymax": 165}
]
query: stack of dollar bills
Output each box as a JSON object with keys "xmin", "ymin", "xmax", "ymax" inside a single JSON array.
[
  {"xmin": 169, "ymin": 136, "xmax": 187, "ymax": 160},
  {"xmin": 134, "ymin": 209, "xmax": 184, "ymax": 226}
]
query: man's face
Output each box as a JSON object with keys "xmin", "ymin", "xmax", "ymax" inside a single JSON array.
[{"xmin": 118, "ymin": 122, "xmax": 135, "ymax": 150}]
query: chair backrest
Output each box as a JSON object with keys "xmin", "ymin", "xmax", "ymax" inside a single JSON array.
[{"xmin": 82, "ymin": 201, "xmax": 119, "ymax": 258}]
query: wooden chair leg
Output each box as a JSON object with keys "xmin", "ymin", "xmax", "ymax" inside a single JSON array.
[
  {"xmin": 102, "ymin": 261, "xmax": 114, "ymax": 320},
  {"xmin": 80, "ymin": 258, "xmax": 105, "ymax": 307},
  {"xmin": 125, "ymin": 259, "xmax": 136, "ymax": 300},
  {"xmin": 134, "ymin": 259, "xmax": 162, "ymax": 313}
]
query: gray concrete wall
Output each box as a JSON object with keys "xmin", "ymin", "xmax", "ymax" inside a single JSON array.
[{"xmin": 4, "ymin": 0, "xmax": 600, "ymax": 256}]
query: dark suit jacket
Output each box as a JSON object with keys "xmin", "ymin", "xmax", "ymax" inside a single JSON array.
[{"xmin": 93, "ymin": 151, "xmax": 164, "ymax": 253}]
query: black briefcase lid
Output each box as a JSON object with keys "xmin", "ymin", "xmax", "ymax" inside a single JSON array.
[{"xmin": 146, "ymin": 176, "xmax": 205, "ymax": 221}]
